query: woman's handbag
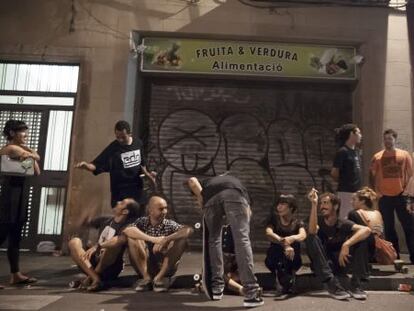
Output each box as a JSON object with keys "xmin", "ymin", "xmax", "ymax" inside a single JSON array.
[
  {"xmin": 358, "ymin": 210, "xmax": 397, "ymax": 265},
  {"xmin": 374, "ymin": 235, "xmax": 397, "ymax": 265},
  {"xmin": 0, "ymin": 155, "xmax": 34, "ymax": 176}
]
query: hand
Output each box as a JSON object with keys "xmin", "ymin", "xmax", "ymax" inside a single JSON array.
[
  {"xmin": 75, "ymin": 161, "xmax": 89, "ymax": 169},
  {"xmin": 152, "ymin": 242, "xmax": 168, "ymax": 254},
  {"xmin": 152, "ymin": 243, "xmax": 162, "ymax": 254},
  {"xmin": 284, "ymin": 246, "xmax": 295, "ymax": 261},
  {"xmin": 406, "ymin": 202, "xmax": 414, "ymax": 214},
  {"xmin": 151, "ymin": 236, "xmax": 166, "ymax": 245},
  {"xmin": 282, "ymin": 236, "xmax": 296, "ymax": 246},
  {"xmin": 82, "ymin": 246, "xmax": 97, "ymax": 262},
  {"xmin": 338, "ymin": 244, "xmax": 351, "ymax": 267},
  {"xmin": 19, "ymin": 151, "xmax": 32, "ymax": 161},
  {"xmin": 152, "ymin": 237, "xmax": 169, "ymax": 254},
  {"xmin": 307, "ymin": 188, "xmax": 318, "ymax": 204},
  {"xmin": 148, "ymin": 171, "xmax": 157, "ymax": 186}
]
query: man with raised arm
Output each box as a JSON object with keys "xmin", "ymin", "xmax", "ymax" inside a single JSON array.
[
  {"xmin": 306, "ymin": 188, "xmax": 371, "ymax": 301},
  {"xmin": 75, "ymin": 120, "xmax": 156, "ymax": 211}
]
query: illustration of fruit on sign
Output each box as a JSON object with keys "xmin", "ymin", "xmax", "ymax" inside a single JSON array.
[{"xmin": 153, "ymin": 42, "xmax": 182, "ymax": 68}]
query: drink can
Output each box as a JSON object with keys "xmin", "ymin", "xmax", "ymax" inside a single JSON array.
[{"xmin": 398, "ymin": 283, "xmax": 412, "ymax": 291}]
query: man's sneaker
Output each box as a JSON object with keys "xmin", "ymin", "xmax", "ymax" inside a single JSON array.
[
  {"xmin": 243, "ymin": 289, "xmax": 264, "ymax": 308},
  {"xmin": 349, "ymin": 286, "xmax": 367, "ymax": 300},
  {"xmin": 326, "ymin": 278, "xmax": 351, "ymax": 300},
  {"xmin": 212, "ymin": 289, "xmax": 224, "ymax": 301},
  {"xmin": 135, "ymin": 279, "xmax": 152, "ymax": 292},
  {"xmin": 274, "ymin": 291, "xmax": 289, "ymax": 300},
  {"xmin": 274, "ymin": 287, "xmax": 295, "ymax": 300},
  {"xmin": 153, "ymin": 277, "xmax": 174, "ymax": 293}
]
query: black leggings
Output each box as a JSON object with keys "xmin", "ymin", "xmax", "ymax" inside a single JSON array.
[{"xmin": 0, "ymin": 223, "xmax": 24, "ymax": 273}]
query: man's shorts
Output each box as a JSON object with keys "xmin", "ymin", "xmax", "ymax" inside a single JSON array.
[
  {"xmin": 88, "ymin": 250, "xmax": 124, "ymax": 281},
  {"xmin": 146, "ymin": 242, "xmax": 178, "ymax": 278}
]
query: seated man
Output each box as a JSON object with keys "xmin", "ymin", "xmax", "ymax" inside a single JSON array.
[
  {"xmin": 68, "ymin": 198, "xmax": 145, "ymax": 291},
  {"xmin": 306, "ymin": 189, "xmax": 371, "ymax": 301},
  {"xmin": 124, "ymin": 195, "xmax": 193, "ymax": 292}
]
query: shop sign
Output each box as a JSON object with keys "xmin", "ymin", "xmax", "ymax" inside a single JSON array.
[{"xmin": 141, "ymin": 37, "xmax": 357, "ymax": 80}]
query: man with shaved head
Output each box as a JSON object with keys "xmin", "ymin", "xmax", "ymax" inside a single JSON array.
[{"xmin": 124, "ymin": 195, "xmax": 193, "ymax": 292}]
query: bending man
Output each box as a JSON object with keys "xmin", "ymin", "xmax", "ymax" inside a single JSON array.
[{"xmin": 186, "ymin": 174, "xmax": 263, "ymax": 308}]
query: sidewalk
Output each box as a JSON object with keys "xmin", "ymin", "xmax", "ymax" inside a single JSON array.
[{"xmin": 0, "ymin": 252, "xmax": 413, "ymax": 292}]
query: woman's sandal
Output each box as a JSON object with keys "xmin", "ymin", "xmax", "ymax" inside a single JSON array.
[{"xmin": 10, "ymin": 277, "xmax": 37, "ymax": 286}]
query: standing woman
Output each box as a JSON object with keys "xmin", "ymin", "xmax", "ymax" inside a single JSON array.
[{"xmin": 0, "ymin": 120, "xmax": 40, "ymax": 286}]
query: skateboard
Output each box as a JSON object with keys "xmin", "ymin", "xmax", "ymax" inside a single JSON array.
[
  {"xmin": 202, "ymin": 217, "xmax": 213, "ymax": 300},
  {"xmin": 394, "ymin": 259, "xmax": 409, "ymax": 274}
]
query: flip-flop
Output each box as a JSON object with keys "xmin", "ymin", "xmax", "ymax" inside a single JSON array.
[{"xmin": 10, "ymin": 277, "xmax": 38, "ymax": 286}]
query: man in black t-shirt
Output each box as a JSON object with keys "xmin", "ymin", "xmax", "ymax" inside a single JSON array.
[
  {"xmin": 68, "ymin": 198, "xmax": 147, "ymax": 291},
  {"xmin": 331, "ymin": 124, "xmax": 362, "ymax": 219},
  {"xmin": 306, "ymin": 189, "xmax": 371, "ymax": 301},
  {"xmin": 186, "ymin": 174, "xmax": 263, "ymax": 308},
  {"xmin": 75, "ymin": 120, "xmax": 156, "ymax": 210}
]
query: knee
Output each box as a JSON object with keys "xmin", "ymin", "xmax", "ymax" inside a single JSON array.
[
  {"xmin": 264, "ymin": 256, "xmax": 275, "ymax": 272},
  {"xmin": 305, "ymin": 235, "xmax": 322, "ymax": 254},
  {"xmin": 123, "ymin": 227, "xmax": 135, "ymax": 237},
  {"xmin": 129, "ymin": 239, "xmax": 147, "ymax": 256},
  {"xmin": 183, "ymin": 226, "xmax": 194, "ymax": 238},
  {"xmin": 305, "ymin": 234, "xmax": 318, "ymax": 246},
  {"xmin": 352, "ymin": 239, "xmax": 368, "ymax": 252},
  {"xmin": 173, "ymin": 237, "xmax": 188, "ymax": 250}
]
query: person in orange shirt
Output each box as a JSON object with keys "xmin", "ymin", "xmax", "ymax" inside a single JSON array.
[{"xmin": 370, "ymin": 129, "xmax": 414, "ymax": 263}]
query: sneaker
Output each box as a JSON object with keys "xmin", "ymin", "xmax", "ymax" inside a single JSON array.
[
  {"xmin": 135, "ymin": 279, "xmax": 152, "ymax": 292},
  {"xmin": 153, "ymin": 277, "xmax": 174, "ymax": 293},
  {"xmin": 274, "ymin": 290, "xmax": 289, "ymax": 300},
  {"xmin": 243, "ymin": 289, "xmax": 264, "ymax": 308},
  {"xmin": 349, "ymin": 286, "xmax": 367, "ymax": 300},
  {"xmin": 326, "ymin": 278, "xmax": 351, "ymax": 300},
  {"xmin": 274, "ymin": 287, "xmax": 295, "ymax": 300},
  {"xmin": 212, "ymin": 289, "xmax": 224, "ymax": 301}
]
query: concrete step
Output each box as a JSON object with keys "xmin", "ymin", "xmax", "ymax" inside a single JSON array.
[{"xmin": 1, "ymin": 252, "xmax": 413, "ymax": 292}]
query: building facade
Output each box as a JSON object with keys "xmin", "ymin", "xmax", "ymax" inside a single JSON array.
[{"xmin": 0, "ymin": 0, "xmax": 412, "ymax": 249}]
